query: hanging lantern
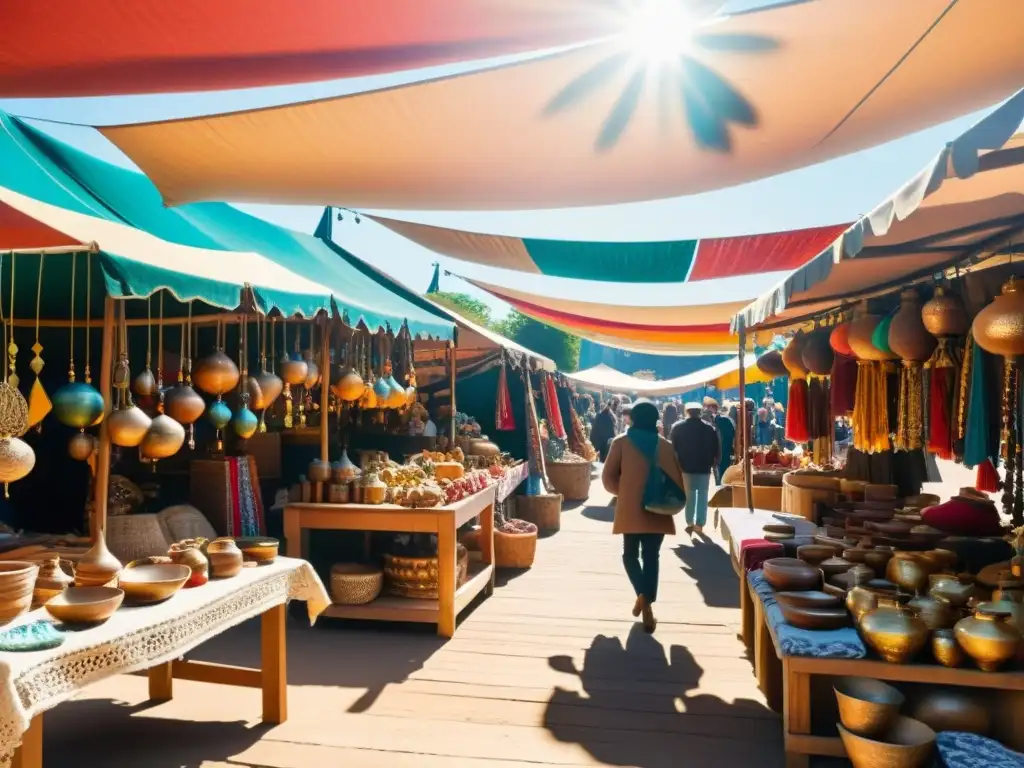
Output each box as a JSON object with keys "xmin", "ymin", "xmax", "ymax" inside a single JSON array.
[
  {"xmin": 922, "ymin": 286, "xmax": 969, "ymax": 339},
  {"xmin": 108, "ymin": 406, "xmax": 152, "ymax": 448},
  {"xmin": 847, "ymin": 307, "xmax": 887, "ymax": 361},
  {"xmin": 164, "ymin": 380, "xmax": 205, "ymax": 425},
  {"xmin": 332, "ymin": 342, "xmax": 365, "ymax": 403},
  {"xmin": 68, "ymin": 431, "xmax": 96, "ymax": 462},
  {"xmin": 829, "ymin": 322, "xmax": 853, "ymax": 356},
  {"xmin": 302, "ymin": 350, "xmax": 320, "ymax": 389},
  {"xmin": 132, "ymin": 367, "xmax": 157, "ymax": 399},
  {"xmin": 233, "ymin": 394, "xmax": 259, "ymax": 439},
  {"xmin": 756, "ymin": 350, "xmax": 788, "ymax": 378},
  {"xmin": 800, "ymin": 330, "xmax": 834, "ymax": 376},
  {"xmin": 973, "ymin": 277, "xmax": 1024, "ymax": 358},
  {"xmin": 869, "ymin": 314, "xmax": 898, "ymax": 360},
  {"xmin": 889, "ymin": 289, "xmax": 937, "ymax": 362},
  {"xmin": 139, "ymin": 413, "xmax": 186, "ymax": 463},
  {"xmin": 781, "ymin": 332, "xmax": 808, "ymax": 377},
  {"xmin": 52, "ymin": 381, "xmax": 104, "ymax": 430},
  {"xmin": 207, "ymin": 400, "xmax": 232, "ymax": 430},
  {"xmin": 0, "ymin": 437, "xmax": 35, "ymax": 488},
  {"xmin": 383, "ymin": 362, "xmax": 406, "ymax": 409},
  {"xmin": 373, "ymin": 372, "xmax": 392, "ymax": 407},
  {"xmin": 193, "ymin": 350, "xmax": 240, "ymax": 397}
]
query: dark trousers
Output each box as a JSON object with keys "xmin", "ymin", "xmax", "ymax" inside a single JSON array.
[{"xmin": 622, "ymin": 533, "xmax": 664, "ymax": 604}]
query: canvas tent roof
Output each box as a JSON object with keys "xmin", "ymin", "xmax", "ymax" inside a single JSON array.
[
  {"xmin": 566, "ymin": 358, "xmax": 771, "ymax": 397},
  {"xmin": 101, "ymin": 0, "xmax": 1024, "ymax": 210},
  {"xmin": 733, "ymin": 89, "xmax": 1024, "ymax": 332}
]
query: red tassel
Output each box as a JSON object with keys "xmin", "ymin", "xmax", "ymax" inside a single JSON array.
[
  {"xmin": 495, "ymin": 362, "xmax": 516, "ymax": 431},
  {"xmin": 786, "ymin": 378, "xmax": 810, "ymax": 443},
  {"xmin": 975, "ymin": 458, "xmax": 1001, "ymax": 493},
  {"xmin": 928, "ymin": 368, "xmax": 954, "ymax": 460},
  {"xmin": 544, "ymin": 375, "xmax": 566, "ymax": 439}
]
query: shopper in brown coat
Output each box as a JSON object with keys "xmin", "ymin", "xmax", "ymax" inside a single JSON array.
[{"xmin": 602, "ymin": 400, "xmax": 685, "ymax": 632}]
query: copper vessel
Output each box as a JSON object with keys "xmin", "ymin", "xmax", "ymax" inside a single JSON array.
[
  {"xmin": 859, "ymin": 598, "xmax": 928, "ymax": 664},
  {"xmin": 954, "ymin": 601, "xmax": 1021, "ymax": 672},
  {"xmin": 931, "ymin": 629, "xmax": 964, "ymax": 668},
  {"xmin": 907, "ymin": 593, "xmax": 956, "ymax": 631}
]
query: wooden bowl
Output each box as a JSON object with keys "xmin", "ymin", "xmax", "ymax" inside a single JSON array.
[
  {"xmin": 837, "ymin": 715, "xmax": 935, "ymax": 768},
  {"xmin": 814, "ymin": 534, "xmax": 852, "ymax": 552},
  {"xmin": 235, "ymin": 537, "xmax": 279, "ymax": 563},
  {"xmin": 843, "ymin": 548, "xmax": 871, "ymax": 565},
  {"xmin": 762, "ymin": 558, "xmax": 820, "ymax": 591},
  {"xmin": 45, "ymin": 586, "xmax": 124, "ymax": 625},
  {"xmin": 0, "ymin": 561, "xmax": 39, "ymax": 624},
  {"xmin": 764, "ymin": 531, "xmax": 794, "ymax": 543},
  {"xmin": 797, "ymin": 545, "xmax": 835, "ymax": 566},
  {"xmin": 775, "ymin": 590, "xmax": 841, "ymax": 609},
  {"xmin": 763, "ymin": 523, "xmax": 795, "ymax": 535},
  {"xmin": 834, "ymin": 677, "xmax": 905, "ymax": 738},
  {"xmin": 118, "ymin": 564, "xmax": 190, "ymax": 605},
  {"xmin": 820, "ymin": 556, "xmax": 855, "ymax": 579},
  {"xmin": 866, "ymin": 520, "xmax": 916, "ymax": 536},
  {"xmin": 779, "ymin": 603, "xmax": 850, "ymax": 630}
]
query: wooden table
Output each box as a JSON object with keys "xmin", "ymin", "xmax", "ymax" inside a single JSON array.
[
  {"xmin": 284, "ymin": 485, "xmax": 496, "ymax": 637},
  {"xmin": 6, "ymin": 557, "xmax": 328, "ymax": 768}
]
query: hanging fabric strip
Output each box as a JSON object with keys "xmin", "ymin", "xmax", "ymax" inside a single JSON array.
[
  {"xmin": 786, "ymin": 377, "xmax": 809, "ymax": 443},
  {"xmin": 495, "ymin": 357, "xmax": 516, "ymax": 431}
]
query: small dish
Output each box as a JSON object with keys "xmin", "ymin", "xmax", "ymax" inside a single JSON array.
[
  {"xmin": 45, "ymin": 587, "xmax": 124, "ymax": 626},
  {"xmin": 235, "ymin": 537, "xmax": 279, "ymax": 564},
  {"xmin": 775, "ymin": 590, "xmax": 841, "ymax": 609},
  {"xmin": 118, "ymin": 564, "xmax": 190, "ymax": 605}
]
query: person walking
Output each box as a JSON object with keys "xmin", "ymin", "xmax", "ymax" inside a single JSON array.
[
  {"xmin": 660, "ymin": 402, "xmax": 679, "ymax": 439},
  {"xmin": 670, "ymin": 403, "xmax": 720, "ymax": 535},
  {"xmin": 712, "ymin": 403, "xmax": 735, "ymax": 482},
  {"xmin": 601, "ymin": 400, "xmax": 685, "ymax": 633},
  {"xmin": 591, "ymin": 402, "xmax": 617, "ymax": 462}
]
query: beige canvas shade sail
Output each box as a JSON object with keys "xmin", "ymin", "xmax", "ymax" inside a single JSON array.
[
  {"xmin": 566, "ymin": 358, "xmax": 769, "ymax": 396},
  {"xmin": 101, "ymin": 0, "xmax": 1024, "ymax": 209}
]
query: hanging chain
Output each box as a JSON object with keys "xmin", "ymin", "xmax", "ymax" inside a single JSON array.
[
  {"xmin": 84, "ymin": 253, "xmax": 92, "ymax": 384},
  {"xmin": 7, "ymin": 253, "xmax": 18, "ymax": 387},
  {"xmin": 68, "ymin": 253, "xmax": 76, "ymax": 382}
]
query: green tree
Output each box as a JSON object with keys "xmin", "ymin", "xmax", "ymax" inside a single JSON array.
[
  {"xmin": 497, "ymin": 310, "xmax": 581, "ymax": 372},
  {"xmin": 430, "ymin": 292, "xmax": 494, "ymax": 329}
]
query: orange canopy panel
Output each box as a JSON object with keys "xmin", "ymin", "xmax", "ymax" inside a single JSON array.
[
  {"xmin": 101, "ymin": 0, "xmax": 1024, "ymax": 209},
  {"xmin": 0, "ymin": 203, "xmax": 80, "ymax": 250},
  {"xmin": 0, "ymin": 0, "xmax": 616, "ymax": 97}
]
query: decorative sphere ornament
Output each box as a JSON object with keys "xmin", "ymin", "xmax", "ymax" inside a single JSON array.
[
  {"xmin": 360, "ymin": 381, "xmax": 378, "ymax": 410},
  {"xmin": 801, "ymin": 330, "xmax": 835, "ymax": 376},
  {"xmin": 0, "ymin": 437, "xmax": 35, "ymax": 485},
  {"xmin": 889, "ymin": 289, "xmax": 937, "ymax": 363},
  {"xmin": 132, "ymin": 368, "xmax": 157, "ymax": 398},
  {"xmin": 372, "ymin": 375, "xmax": 392, "ymax": 407},
  {"xmin": 829, "ymin": 322, "xmax": 853, "ymax": 356},
  {"xmin": 232, "ymin": 404, "xmax": 259, "ymax": 439},
  {"xmin": 303, "ymin": 354, "xmax": 320, "ymax": 389},
  {"xmin": 68, "ymin": 431, "xmax": 97, "ymax": 461},
  {"xmin": 756, "ymin": 350, "xmax": 788, "ymax": 378},
  {"xmin": 332, "ymin": 367, "xmax": 365, "ymax": 402},
  {"xmin": 107, "ymin": 406, "xmax": 152, "ymax": 448},
  {"xmin": 279, "ymin": 354, "xmax": 308, "ymax": 386},
  {"xmin": 848, "ymin": 310, "xmax": 887, "ymax": 360},
  {"xmin": 870, "ymin": 314, "xmax": 898, "ymax": 360},
  {"xmin": 384, "ymin": 374, "xmax": 406, "ymax": 409},
  {"xmin": 781, "ymin": 332, "xmax": 808, "ymax": 377},
  {"xmin": 207, "ymin": 400, "xmax": 232, "ymax": 430},
  {"xmin": 164, "ymin": 383, "xmax": 205, "ymax": 425},
  {"xmin": 139, "ymin": 414, "xmax": 186, "ymax": 461},
  {"xmin": 0, "ymin": 382, "xmax": 29, "ymax": 438},
  {"xmin": 254, "ymin": 371, "xmax": 283, "ymax": 409},
  {"xmin": 193, "ymin": 350, "xmax": 240, "ymax": 396},
  {"xmin": 922, "ymin": 286, "xmax": 969, "ymax": 338},
  {"xmin": 52, "ymin": 381, "xmax": 104, "ymax": 430},
  {"xmin": 973, "ymin": 277, "xmax": 1024, "ymax": 358}
]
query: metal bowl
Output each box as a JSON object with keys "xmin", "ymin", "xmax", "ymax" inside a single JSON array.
[{"xmin": 834, "ymin": 677, "xmax": 905, "ymax": 737}]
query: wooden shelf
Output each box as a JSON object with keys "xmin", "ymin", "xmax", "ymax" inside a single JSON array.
[{"xmin": 323, "ymin": 563, "xmax": 494, "ymax": 626}]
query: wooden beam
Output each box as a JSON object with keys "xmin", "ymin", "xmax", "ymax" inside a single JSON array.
[{"xmin": 738, "ymin": 321, "xmax": 753, "ymax": 513}]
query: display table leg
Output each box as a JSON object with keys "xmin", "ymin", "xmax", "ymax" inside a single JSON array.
[
  {"xmin": 480, "ymin": 502, "xmax": 495, "ymax": 596},
  {"xmin": 783, "ymin": 661, "xmax": 811, "ymax": 768},
  {"xmin": 12, "ymin": 714, "xmax": 42, "ymax": 768},
  {"xmin": 261, "ymin": 603, "xmax": 287, "ymax": 724},
  {"xmin": 148, "ymin": 661, "xmax": 174, "ymax": 701},
  {"xmin": 740, "ymin": 575, "xmax": 753, "ymax": 651},
  {"xmin": 437, "ymin": 521, "xmax": 457, "ymax": 638},
  {"xmin": 753, "ymin": 597, "xmax": 782, "ymax": 712},
  {"xmin": 283, "ymin": 508, "xmax": 303, "ymax": 558}
]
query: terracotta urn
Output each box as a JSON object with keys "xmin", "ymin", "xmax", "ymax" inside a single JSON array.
[
  {"xmin": 859, "ymin": 598, "xmax": 928, "ymax": 663},
  {"xmin": 954, "ymin": 601, "xmax": 1021, "ymax": 672},
  {"xmin": 888, "ymin": 289, "xmax": 937, "ymax": 363},
  {"xmin": 847, "ymin": 307, "xmax": 885, "ymax": 361},
  {"xmin": 168, "ymin": 539, "xmax": 210, "ymax": 587},
  {"xmin": 205, "ymin": 538, "xmax": 243, "ymax": 579},
  {"xmin": 33, "ymin": 555, "xmax": 73, "ymax": 608},
  {"xmin": 75, "ymin": 534, "xmax": 122, "ymax": 588}
]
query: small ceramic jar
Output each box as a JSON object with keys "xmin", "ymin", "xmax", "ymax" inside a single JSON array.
[{"xmin": 206, "ymin": 538, "xmax": 243, "ymax": 579}]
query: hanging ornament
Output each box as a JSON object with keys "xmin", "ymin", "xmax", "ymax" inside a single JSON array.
[
  {"xmin": 68, "ymin": 431, "xmax": 97, "ymax": 462},
  {"xmin": 303, "ymin": 348, "xmax": 320, "ymax": 390},
  {"xmin": 107, "ymin": 303, "xmax": 151, "ymax": 448},
  {"xmin": 358, "ymin": 331, "xmax": 378, "ymax": 410},
  {"xmin": 973, "ymin": 277, "xmax": 1024, "ymax": 358},
  {"xmin": 0, "ymin": 253, "xmax": 34, "ymax": 497},
  {"xmin": 870, "ymin": 313, "xmax": 898, "ymax": 360},
  {"xmin": 800, "ymin": 328, "xmax": 834, "ymax": 376},
  {"xmin": 139, "ymin": 406, "xmax": 186, "ymax": 466},
  {"xmin": 496, "ymin": 358, "xmax": 515, "ymax": 431},
  {"xmin": 53, "ymin": 253, "xmax": 104, "ymax": 432},
  {"xmin": 755, "ymin": 349, "xmax": 787, "ymax": 379},
  {"xmin": 922, "ymin": 285, "xmax": 969, "ymax": 339},
  {"xmin": 332, "ymin": 337, "xmax": 365, "ymax": 402},
  {"xmin": 847, "ymin": 303, "xmax": 886, "ymax": 361},
  {"xmin": 132, "ymin": 295, "xmax": 157, "ymax": 398},
  {"xmin": 278, "ymin": 317, "xmax": 307, "ymax": 428},
  {"xmin": 781, "ymin": 332, "xmax": 808, "ymax": 377},
  {"xmin": 26, "ymin": 252, "xmax": 50, "ymax": 430},
  {"xmin": 251, "ymin": 315, "xmax": 282, "ymax": 432},
  {"xmin": 192, "ymin": 338, "xmax": 240, "ymax": 398},
  {"xmin": 233, "ymin": 316, "xmax": 259, "ymax": 440},
  {"xmin": 403, "ymin": 324, "xmax": 418, "ymax": 406},
  {"xmin": 829, "ymin": 319, "xmax": 853, "ymax": 356},
  {"xmin": 889, "ymin": 289, "xmax": 936, "ymax": 363},
  {"xmin": 164, "ymin": 302, "xmax": 205, "ymax": 450}
]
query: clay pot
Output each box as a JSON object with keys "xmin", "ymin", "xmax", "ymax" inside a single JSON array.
[
  {"xmin": 0, "ymin": 561, "xmax": 38, "ymax": 623},
  {"xmin": 75, "ymin": 535, "xmax": 122, "ymax": 588},
  {"xmin": 193, "ymin": 350, "xmax": 240, "ymax": 396},
  {"xmin": 801, "ymin": 330, "xmax": 834, "ymax": 376},
  {"xmin": 44, "ymin": 586, "xmax": 124, "ymax": 625},
  {"xmin": 797, "ymin": 544, "xmax": 835, "ymax": 567},
  {"xmin": 847, "ymin": 309, "xmax": 886, "ymax": 361},
  {"xmin": 762, "ymin": 558, "xmax": 820, "ymax": 592},
  {"xmin": 164, "ymin": 383, "xmax": 205, "ymax": 425},
  {"xmin": 908, "ymin": 689, "xmax": 991, "ymax": 735},
  {"xmin": 922, "ymin": 286, "xmax": 968, "ymax": 338},
  {"xmin": 830, "ymin": 322, "xmax": 853, "ymax": 356},
  {"xmin": 831, "ymin": 564, "xmax": 875, "ymax": 591},
  {"xmin": 864, "ymin": 549, "xmax": 895, "ymax": 576},
  {"xmin": 775, "ymin": 590, "xmax": 841, "ymax": 609},
  {"xmin": 973, "ymin": 277, "xmax": 1024, "ymax": 357},
  {"xmin": 860, "ymin": 598, "xmax": 929, "ymax": 663},
  {"xmin": 332, "ymin": 367, "xmax": 366, "ymax": 402},
  {"xmin": 954, "ymin": 601, "xmax": 1021, "ymax": 672},
  {"xmin": 889, "ymin": 289, "xmax": 937, "ymax": 363},
  {"xmin": 907, "ymin": 593, "xmax": 956, "ymax": 631},
  {"xmin": 168, "ymin": 540, "xmax": 209, "ymax": 587},
  {"xmin": 887, "ymin": 554, "xmax": 933, "ymax": 595},
  {"xmin": 931, "ymin": 628, "xmax": 965, "ymax": 668},
  {"xmin": 778, "ymin": 603, "xmax": 849, "ymax": 630},
  {"xmin": 308, "ymin": 459, "xmax": 332, "ymax": 483},
  {"xmin": 206, "ymin": 538, "xmax": 243, "ymax": 579},
  {"xmin": 254, "ymin": 371, "xmax": 284, "ymax": 410},
  {"xmin": 820, "ymin": 556, "xmax": 855, "ymax": 579},
  {"xmin": 33, "ymin": 556, "xmax": 73, "ymax": 608},
  {"xmin": 756, "ymin": 350, "xmax": 788, "ymax": 379},
  {"xmin": 781, "ymin": 332, "xmax": 808, "ymax": 377},
  {"xmin": 139, "ymin": 414, "xmax": 186, "ymax": 461}
]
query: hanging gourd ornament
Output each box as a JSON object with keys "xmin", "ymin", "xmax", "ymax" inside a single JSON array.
[
  {"xmin": 139, "ymin": 410, "xmax": 186, "ymax": 465},
  {"xmin": 383, "ymin": 360, "xmax": 406, "ymax": 409},
  {"xmin": 302, "ymin": 349, "xmax": 320, "ymax": 390},
  {"xmin": 922, "ymin": 286, "xmax": 969, "ymax": 339},
  {"xmin": 207, "ymin": 400, "xmax": 232, "ymax": 430},
  {"xmin": 800, "ymin": 329, "xmax": 835, "ymax": 376},
  {"xmin": 847, "ymin": 305, "xmax": 886, "ymax": 361},
  {"xmin": 233, "ymin": 392, "xmax": 259, "ymax": 439},
  {"xmin": 888, "ymin": 289, "xmax": 937, "ymax": 363},
  {"xmin": 972, "ymin": 277, "xmax": 1024, "ymax": 359},
  {"xmin": 332, "ymin": 341, "xmax": 365, "ymax": 402},
  {"xmin": 870, "ymin": 314, "xmax": 898, "ymax": 360},
  {"xmin": 68, "ymin": 431, "xmax": 97, "ymax": 462},
  {"xmin": 108, "ymin": 351, "xmax": 151, "ymax": 448},
  {"xmin": 756, "ymin": 349, "xmax": 788, "ymax": 378},
  {"xmin": 193, "ymin": 350, "xmax": 240, "ymax": 397},
  {"xmin": 782, "ymin": 332, "xmax": 808, "ymax": 377},
  {"xmin": 52, "ymin": 381, "xmax": 104, "ymax": 430},
  {"xmin": 829, "ymin": 322, "xmax": 853, "ymax": 357},
  {"xmin": 0, "ymin": 382, "xmax": 33, "ymax": 496}
]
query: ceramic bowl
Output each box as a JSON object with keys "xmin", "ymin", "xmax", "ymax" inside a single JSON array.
[
  {"xmin": 834, "ymin": 677, "xmax": 906, "ymax": 737},
  {"xmin": 763, "ymin": 523, "xmax": 795, "ymax": 536},
  {"xmin": 45, "ymin": 586, "xmax": 124, "ymax": 625},
  {"xmin": 0, "ymin": 561, "xmax": 39, "ymax": 624},
  {"xmin": 762, "ymin": 558, "xmax": 820, "ymax": 592},
  {"xmin": 820, "ymin": 556, "xmax": 855, "ymax": 579},
  {"xmin": 235, "ymin": 537, "xmax": 279, "ymax": 564},
  {"xmin": 866, "ymin": 520, "xmax": 916, "ymax": 536},
  {"xmin": 775, "ymin": 590, "xmax": 841, "ymax": 609},
  {"xmin": 118, "ymin": 564, "xmax": 190, "ymax": 605},
  {"xmin": 779, "ymin": 603, "xmax": 850, "ymax": 630},
  {"xmin": 797, "ymin": 544, "xmax": 835, "ymax": 566},
  {"xmin": 837, "ymin": 715, "xmax": 936, "ymax": 768}
]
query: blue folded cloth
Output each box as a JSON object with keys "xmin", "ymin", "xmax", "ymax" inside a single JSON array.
[
  {"xmin": 937, "ymin": 732, "xmax": 1024, "ymax": 768},
  {"xmin": 747, "ymin": 570, "xmax": 866, "ymax": 659}
]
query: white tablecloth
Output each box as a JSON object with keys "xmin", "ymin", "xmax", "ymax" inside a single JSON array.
[
  {"xmin": 0, "ymin": 556, "xmax": 328, "ymax": 765},
  {"xmin": 496, "ymin": 462, "xmax": 529, "ymax": 503}
]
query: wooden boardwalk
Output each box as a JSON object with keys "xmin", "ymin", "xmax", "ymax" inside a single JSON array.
[{"xmin": 42, "ymin": 479, "xmax": 783, "ymax": 767}]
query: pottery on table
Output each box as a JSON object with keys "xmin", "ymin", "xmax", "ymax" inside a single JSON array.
[
  {"xmin": 206, "ymin": 538, "xmax": 244, "ymax": 578},
  {"xmin": 834, "ymin": 677, "xmax": 905, "ymax": 738},
  {"xmin": 820, "ymin": 556, "xmax": 855, "ymax": 579},
  {"xmin": 887, "ymin": 554, "xmax": 933, "ymax": 595},
  {"xmin": 307, "ymin": 458, "xmax": 332, "ymax": 483},
  {"xmin": 762, "ymin": 558, "xmax": 820, "ymax": 592},
  {"xmin": 930, "ymin": 574, "xmax": 976, "ymax": 608},
  {"xmin": 954, "ymin": 601, "xmax": 1021, "ymax": 672},
  {"xmin": 907, "ymin": 689, "xmax": 991, "ymax": 736},
  {"xmin": 837, "ymin": 716, "xmax": 936, "ymax": 768},
  {"xmin": 831, "ymin": 565, "xmax": 875, "ymax": 591},
  {"xmin": 168, "ymin": 539, "xmax": 209, "ymax": 587},
  {"xmin": 236, "ymin": 537, "xmax": 279, "ymax": 564},
  {"xmin": 32, "ymin": 556, "xmax": 73, "ymax": 608},
  {"xmin": 992, "ymin": 580, "xmax": 1024, "ymax": 604},
  {"xmin": 775, "ymin": 590, "xmax": 841, "ymax": 610},
  {"xmin": 779, "ymin": 603, "xmax": 850, "ymax": 630},
  {"xmin": 45, "ymin": 586, "xmax": 124, "ymax": 625},
  {"xmin": 846, "ymin": 586, "xmax": 879, "ymax": 625},
  {"xmin": 813, "ymin": 534, "xmax": 853, "ymax": 552},
  {"xmin": 863, "ymin": 549, "xmax": 895, "ymax": 575},
  {"xmin": 931, "ymin": 628, "xmax": 965, "ymax": 668},
  {"xmin": 0, "ymin": 561, "xmax": 38, "ymax": 624},
  {"xmin": 866, "ymin": 520, "xmax": 915, "ymax": 537},
  {"xmin": 860, "ymin": 598, "xmax": 929, "ymax": 664},
  {"xmin": 75, "ymin": 534, "xmax": 122, "ymax": 588},
  {"xmin": 843, "ymin": 548, "xmax": 872, "ymax": 566},
  {"xmin": 907, "ymin": 593, "xmax": 957, "ymax": 631},
  {"xmin": 118, "ymin": 563, "xmax": 190, "ymax": 604},
  {"xmin": 796, "ymin": 544, "xmax": 835, "ymax": 567}
]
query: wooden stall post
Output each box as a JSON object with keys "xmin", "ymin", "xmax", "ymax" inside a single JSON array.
[
  {"xmin": 738, "ymin": 320, "xmax": 754, "ymax": 512},
  {"xmin": 448, "ymin": 339, "xmax": 457, "ymax": 444},
  {"xmin": 314, "ymin": 315, "xmax": 330, "ymax": 503},
  {"xmin": 90, "ymin": 295, "xmax": 117, "ymax": 539}
]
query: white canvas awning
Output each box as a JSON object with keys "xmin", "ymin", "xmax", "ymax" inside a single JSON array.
[{"xmin": 566, "ymin": 357, "xmax": 770, "ymax": 397}]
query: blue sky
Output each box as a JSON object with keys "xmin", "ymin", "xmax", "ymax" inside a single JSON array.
[{"xmin": 0, "ymin": 5, "xmax": 1002, "ymax": 319}]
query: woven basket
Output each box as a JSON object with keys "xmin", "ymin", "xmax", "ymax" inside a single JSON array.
[
  {"xmin": 157, "ymin": 505, "xmax": 218, "ymax": 543},
  {"xmin": 330, "ymin": 563, "xmax": 383, "ymax": 605},
  {"xmin": 383, "ymin": 544, "xmax": 469, "ymax": 599},
  {"xmin": 106, "ymin": 514, "xmax": 173, "ymax": 564},
  {"xmin": 546, "ymin": 461, "xmax": 590, "ymax": 501},
  {"xmin": 494, "ymin": 529, "xmax": 537, "ymax": 569},
  {"xmin": 514, "ymin": 494, "xmax": 562, "ymax": 533}
]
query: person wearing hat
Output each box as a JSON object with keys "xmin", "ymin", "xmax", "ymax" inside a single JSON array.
[
  {"xmin": 670, "ymin": 402, "xmax": 721, "ymax": 535},
  {"xmin": 601, "ymin": 399, "xmax": 685, "ymax": 633}
]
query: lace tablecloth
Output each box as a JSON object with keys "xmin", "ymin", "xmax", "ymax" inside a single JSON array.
[
  {"xmin": 0, "ymin": 557, "xmax": 329, "ymax": 766},
  {"xmin": 496, "ymin": 462, "xmax": 529, "ymax": 503}
]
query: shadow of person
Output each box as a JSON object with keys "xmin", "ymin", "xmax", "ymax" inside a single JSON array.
[
  {"xmin": 672, "ymin": 538, "xmax": 739, "ymax": 609},
  {"xmin": 543, "ymin": 626, "xmax": 781, "ymax": 768},
  {"xmin": 581, "ymin": 504, "xmax": 615, "ymax": 523}
]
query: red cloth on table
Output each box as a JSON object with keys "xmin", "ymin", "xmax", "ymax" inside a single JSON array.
[
  {"xmin": 739, "ymin": 538, "xmax": 785, "ymax": 571},
  {"xmin": 922, "ymin": 496, "xmax": 1002, "ymax": 537}
]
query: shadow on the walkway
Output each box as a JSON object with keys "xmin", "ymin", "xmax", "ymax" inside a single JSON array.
[
  {"xmin": 671, "ymin": 537, "xmax": 739, "ymax": 609},
  {"xmin": 581, "ymin": 504, "xmax": 615, "ymax": 523},
  {"xmin": 543, "ymin": 626, "xmax": 780, "ymax": 767}
]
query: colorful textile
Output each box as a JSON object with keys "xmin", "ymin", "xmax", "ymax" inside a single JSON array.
[
  {"xmin": 226, "ymin": 456, "xmax": 264, "ymax": 538},
  {"xmin": 786, "ymin": 379, "xmax": 809, "ymax": 443},
  {"xmin": 963, "ymin": 336, "xmax": 996, "ymax": 469},
  {"xmin": 738, "ymin": 539, "xmax": 784, "ymax": 572},
  {"xmin": 928, "ymin": 366, "xmax": 956, "ymax": 460},
  {"xmin": 543, "ymin": 375, "xmax": 566, "ymax": 440},
  {"xmin": 922, "ymin": 496, "xmax": 1002, "ymax": 537},
  {"xmin": 495, "ymin": 361, "xmax": 515, "ymax": 431}
]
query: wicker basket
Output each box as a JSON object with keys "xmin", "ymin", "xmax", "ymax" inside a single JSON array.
[
  {"xmin": 383, "ymin": 544, "xmax": 469, "ymax": 599},
  {"xmin": 514, "ymin": 493, "xmax": 563, "ymax": 533},
  {"xmin": 494, "ymin": 529, "xmax": 537, "ymax": 569},
  {"xmin": 106, "ymin": 513, "xmax": 173, "ymax": 564},
  {"xmin": 330, "ymin": 563, "xmax": 383, "ymax": 605},
  {"xmin": 545, "ymin": 461, "xmax": 591, "ymax": 501}
]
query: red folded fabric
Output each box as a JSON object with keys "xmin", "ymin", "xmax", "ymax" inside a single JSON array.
[
  {"xmin": 922, "ymin": 497, "xmax": 1002, "ymax": 537},
  {"xmin": 740, "ymin": 538, "xmax": 785, "ymax": 571}
]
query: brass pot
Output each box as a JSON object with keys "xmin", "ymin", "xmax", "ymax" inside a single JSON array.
[
  {"xmin": 954, "ymin": 601, "xmax": 1021, "ymax": 672},
  {"xmin": 886, "ymin": 554, "xmax": 932, "ymax": 595},
  {"xmin": 929, "ymin": 574, "xmax": 976, "ymax": 608},
  {"xmin": 921, "ymin": 286, "xmax": 968, "ymax": 338},
  {"xmin": 864, "ymin": 549, "xmax": 895, "ymax": 576},
  {"xmin": 907, "ymin": 593, "xmax": 956, "ymax": 631},
  {"xmin": 931, "ymin": 629, "xmax": 964, "ymax": 668},
  {"xmin": 846, "ymin": 586, "xmax": 878, "ymax": 624},
  {"xmin": 164, "ymin": 384, "xmax": 205, "ymax": 425},
  {"xmin": 908, "ymin": 689, "xmax": 991, "ymax": 736},
  {"xmin": 838, "ymin": 716, "xmax": 935, "ymax": 768},
  {"xmin": 972, "ymin": 276, "xmax": 1024, "ymax": 357},
  {"xmin": 992, "ymin": 579, "xmax": 1024, "ymax": 604},
  {"xmin": 107, "ymin": 406, "xmax": 152, "ymax": 448},
  {"xmin": 834, "ymin": 677, "xmax": 904, "ymax": 738},
  {"xmin": 193, "ymin": 350, "xmax": 240, "ymax": 396},
  {"xmin": 859, "ymin": 598, "xmax": 928, "ymax": 664}
]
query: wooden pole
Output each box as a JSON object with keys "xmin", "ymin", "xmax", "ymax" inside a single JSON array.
[
  {"xmin": 319, "ymin": 318, "xmax": 330, "ymax": 464},
  {"xmin": 448, "ymin": 340, "xmax": 457, "ymax": 444},
  {"xmin": 91, "ymin": 296, "xmax": 116, "ymax": 539},
  {"xmin": 738, "ymin": 321, "xmax": 754, "ymax": 513}
]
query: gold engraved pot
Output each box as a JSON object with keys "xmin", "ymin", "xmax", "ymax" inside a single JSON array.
[{"xmin": 859, "ymin": 598, "xmax": 928, "ymax": 664}]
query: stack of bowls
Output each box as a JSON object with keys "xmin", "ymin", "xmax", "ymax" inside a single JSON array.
[
  {"xmin": 834, "ymin": 677, "xmax": 936, "ymax": 768},
  {"xmin": 0, "ymin": 561, "xmax": 39, "ymax": 624}
]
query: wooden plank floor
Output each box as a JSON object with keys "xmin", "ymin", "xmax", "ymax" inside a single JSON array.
[{"xmin": 41, "ymin": 478, "xmax": 784, "ymax": 767}]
